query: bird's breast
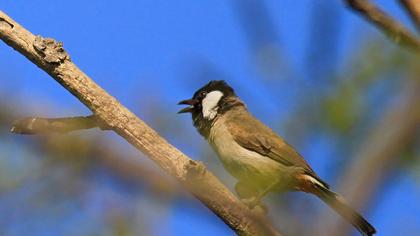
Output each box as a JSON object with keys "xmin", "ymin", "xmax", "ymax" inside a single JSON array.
[{"xmin": 208, "ymin": 118, "xmax": 282, "ymax": 183}]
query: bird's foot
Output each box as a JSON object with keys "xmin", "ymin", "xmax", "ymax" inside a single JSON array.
[
  {"xmin": 241, "ymin": 196, "xmax": 259, "ymax": 209},
  {"xmin": 252, "ymin": 203, "xmax": 268, "ymax": 215},
  {"xmin": 240, "ymin": 197, "xmax": 268, "ymax": 215}
]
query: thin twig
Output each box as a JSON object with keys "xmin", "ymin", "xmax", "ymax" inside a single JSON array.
[
  {"xmin": 345, "ymin": 0, "xmax": 420, "ymax": 51},
  {"xmin": 0, "ymin": 11, "xmax": 282, "ymax": 236},
  {"xmin": 11, "ymin": 115, "xmax": 101, "ymax": 134}
]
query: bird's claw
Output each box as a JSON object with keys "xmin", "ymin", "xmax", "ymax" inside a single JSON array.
[
  {"xmin": 241, "ymin": 196, "xmax": 260, "ymax": 209},
  {"xmin": 240, "ymin": 197, "xmax": 268, "ymax": 214}
]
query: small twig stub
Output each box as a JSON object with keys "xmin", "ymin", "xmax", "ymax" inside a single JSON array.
[{"xmin": 33, "ymin": 36, "xmax": 70, "ymax": 63}]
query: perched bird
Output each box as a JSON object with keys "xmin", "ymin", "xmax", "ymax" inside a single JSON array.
[{"xmin": 178, "ymin": 80, "xmax": 376, "ymax": 236}]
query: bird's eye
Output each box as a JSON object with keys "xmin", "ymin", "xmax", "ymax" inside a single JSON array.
[{"xmin": 200, "ymin": 91, "xmax": 207, "ymax": 97}]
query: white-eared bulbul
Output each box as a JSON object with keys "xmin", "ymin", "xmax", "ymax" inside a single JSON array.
[{"xmin": 178, "ymin": 80, "xmax": 376, "ymax": 236}]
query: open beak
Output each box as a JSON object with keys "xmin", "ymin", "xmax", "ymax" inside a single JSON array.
[{"xmin": 177, "ymin": 99, "xmax": 198, "ymax": 114}]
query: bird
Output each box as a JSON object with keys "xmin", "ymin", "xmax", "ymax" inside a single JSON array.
[{"xmin": 178, "ymin": 80, "xmax": 376, "ymax": 236}]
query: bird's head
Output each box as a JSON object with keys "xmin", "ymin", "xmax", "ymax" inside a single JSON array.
[{"xmin": 178, "ymin": 80, "xmax": 237, "ymax": 122}]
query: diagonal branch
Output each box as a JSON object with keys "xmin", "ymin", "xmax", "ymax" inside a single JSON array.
[
  {"xmin": 399, "ymin": 0, "xmax": 420, "ymax": 31},
  {"xmin": 345, "ymin": 0, "xmax": 420, "ymax": 51},
  {"xmin": 0, "ymin": 11, "xmax": 282, "ymax": 236}
]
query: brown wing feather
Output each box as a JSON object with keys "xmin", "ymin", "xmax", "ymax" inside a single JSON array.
[{"xmin": 224, "ymin": 107, "xmax": 327, "ymax": 185}]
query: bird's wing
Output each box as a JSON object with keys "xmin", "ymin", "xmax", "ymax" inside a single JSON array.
[{"xmin": 224, "ymin": 109, "xmax": 315, "ymax": 173}]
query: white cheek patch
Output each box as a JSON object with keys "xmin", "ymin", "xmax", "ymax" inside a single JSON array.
[{"xmin": 202, "ymin": 90, "xmax": 224, "ymax": 120}]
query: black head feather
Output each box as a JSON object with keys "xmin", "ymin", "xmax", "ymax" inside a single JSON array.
[{"xmin": 192, "ymin": 80, "xmax": 235, "ymax": 99}]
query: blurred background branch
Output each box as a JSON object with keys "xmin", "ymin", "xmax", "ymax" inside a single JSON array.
[
  {"xmin": 322, "ymin": 75, "xmax": 420, "ymax": 236},
  {"xmin": 11, "ymin": 115, "xmax": 101, "ymax": 134},
  {"xmin": 399, "ymin": 0, "xmax": 420, "ymax": 30},
  {"xmin": 345, "ymin": 0, "xmax": 420, "ymax": 51},
  {"xmin": 0, "ymin": 100, "xmax": 180, "ymax": 199},
  {"xmin": 315, "ymin": 1, "xmax": 420, "ymax": 235}
]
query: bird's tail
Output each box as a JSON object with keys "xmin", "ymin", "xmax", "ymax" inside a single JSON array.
[{"xmin": 313, "ymin": 183, "xmax": 376, "ymax": 236}]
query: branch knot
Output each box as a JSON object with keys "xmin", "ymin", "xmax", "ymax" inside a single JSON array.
[
  {"xmin": 184, "ymin": 160, "xmax": 207, "ymax": 180},
  {"xmin": 33, "ymin": 36, "xmax": 70, "ymax": 63}
]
